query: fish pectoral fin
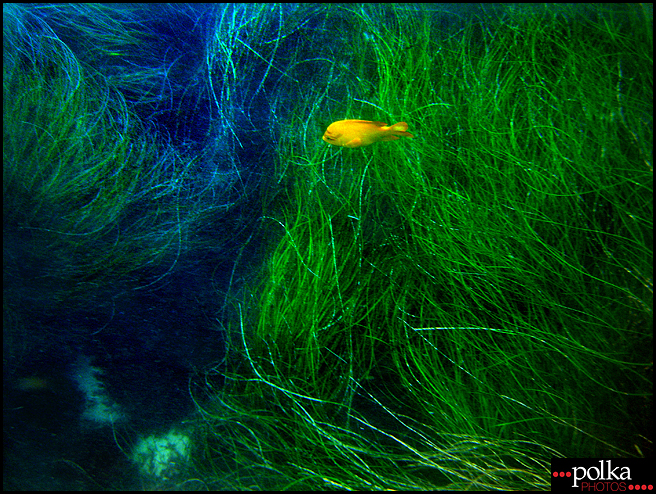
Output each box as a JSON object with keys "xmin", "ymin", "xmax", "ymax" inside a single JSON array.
[{"xmin": 345, "ymin": 138, "xmax": 364, "ymax": 148}]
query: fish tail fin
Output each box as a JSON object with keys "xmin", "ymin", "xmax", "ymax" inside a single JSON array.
[{"xmin": 390, "ymin": 122, "xmax": 414, "ymax": 138}]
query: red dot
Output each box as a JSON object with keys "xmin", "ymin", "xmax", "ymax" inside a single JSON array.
[
  {"xmin": 553, "ymin": 472, "xmax": 558, "ymax": 477},
  {"xmin": 566, "ymin": 472, "xmax": 571, "ymax": 477}
]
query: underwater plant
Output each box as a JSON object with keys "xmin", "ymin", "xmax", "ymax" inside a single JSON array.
[
  {"xmin": 194, "ymin": 3, "xmax": 652, "ymax": 490},
  {"xmin": 3, "ymin": 3, "xmax": 651, "ymax": 491}
]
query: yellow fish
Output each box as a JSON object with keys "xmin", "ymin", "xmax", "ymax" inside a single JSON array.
[{"xmin": 322, "ymin": 119, "xmax": 414, "ymax": 148}]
